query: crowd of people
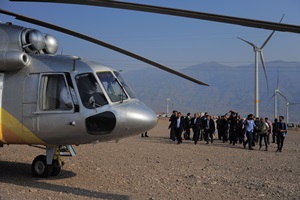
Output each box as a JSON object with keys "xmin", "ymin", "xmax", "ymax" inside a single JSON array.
[{"xmin": 167, "ymin": 110, "xmax": 288, "ymax": 152}]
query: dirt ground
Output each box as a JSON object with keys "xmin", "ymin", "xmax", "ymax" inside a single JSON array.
[{"xmin": 0, "ymin": 118, "xmax": 299, "ymax": 200}]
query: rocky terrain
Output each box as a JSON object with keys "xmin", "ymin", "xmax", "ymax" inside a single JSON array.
[{"xmin": 0, "ymin": 118, "xmax": 299, "ymax": 200}]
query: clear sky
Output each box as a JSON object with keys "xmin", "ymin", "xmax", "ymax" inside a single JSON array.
[{"xmin": 1, "ymin": 0, "xmax": 300, "ymax": 71}]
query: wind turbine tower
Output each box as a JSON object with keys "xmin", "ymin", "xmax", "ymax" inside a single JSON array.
[
  {"xmin": 166, "ymin": 98, "xmax": 173, "ymax": 116},
  {"xmin": 270, "ymin": 71, "xmax": 281, "ymax": 119},
  {"xmin": 238, "ymin": 32, "xmax": 273, "ymax": 117},
  {"xmin": 238, "ymin": 16, "xmax": 283, "ymax": 117}
]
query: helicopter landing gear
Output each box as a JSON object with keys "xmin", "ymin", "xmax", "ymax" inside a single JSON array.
[
  {"xmin": 31, "ymin": 145, "xmax": 75, "ymax": 178},
  {"xmin": 32, "ymin": 155, "xmax": 53, "ymax": 178}
]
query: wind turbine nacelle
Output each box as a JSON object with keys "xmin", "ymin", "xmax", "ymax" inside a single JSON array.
[
  {"xmin": 0, "ymin": 51, "xmax": 30, "ymax": 71},
  {"xmin": 0, "ymin": 22, "xmax": 59, "ymax": 55}
]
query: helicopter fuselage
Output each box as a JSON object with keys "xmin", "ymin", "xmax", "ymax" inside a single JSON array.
[{"xmin": 0, "ymin": 22, "xmax": 158, "ymax": 147}]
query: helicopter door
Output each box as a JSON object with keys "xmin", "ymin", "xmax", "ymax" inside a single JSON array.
[
  {"xmin": 35, "ymin": 73, "xmax": 81, "ymax": 136},
  {"xmin": 22, "ymin": 73, "xmax": 39, "ymax": 133}
]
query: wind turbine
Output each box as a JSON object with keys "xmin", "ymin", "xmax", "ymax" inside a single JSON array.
[
  {"xmin": 274, "ymin": 89, "xmax": 300, "ymax": 124},
  {"xmin": 276, "ymin": 90, "xmax": 288, "ymax": 122},
  {"xmin": 166, "ymin": 98, "xmax": 173, "ymax": 116},
  {"xmin": 277, "ymin": 92, "xmax": 300, "ymax": 124},
  {"xmin": 269, "ymin": 70, "xmax": 282, "ymax": 119},
  {"xmin": 238, "ymin": 16, "xmax": 284, "ymax": 118}
]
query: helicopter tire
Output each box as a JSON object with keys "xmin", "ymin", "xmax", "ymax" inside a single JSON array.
[
  {"xmin": 51, "ymin": 160, "xmax": 61, "ymax": 177},
  {"xmin": 32, "ymin": 155, "xmax": 53, "ymax": 178}
]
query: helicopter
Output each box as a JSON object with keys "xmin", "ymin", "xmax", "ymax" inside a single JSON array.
[{"xmin": 1, "ymin": 0, "xmax": 300, "ymax": 178}]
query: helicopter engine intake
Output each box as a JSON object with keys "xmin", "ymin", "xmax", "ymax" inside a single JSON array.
[{"xmin": 0, "ymin": 50, "xmax": 30, "ymax": 71}]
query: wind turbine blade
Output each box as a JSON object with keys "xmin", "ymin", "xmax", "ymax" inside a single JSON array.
[
  {"xmin": 277, "ymin": 91, "xmax": 288, "ymax": 101},
  {"xmin": 0, "ymin": 9, "xmax": 209, "ymax": 86},
  {"xmin": 268, "ymin": 93, "xmax": 275, "ymax": 102},
  {"xmin": 237, "ymin": 37, "xmax": 257, "ymax": 48},
  {"xmin": 290, "ymin": 102, "xmax": 300, "ymax": 105},
  {"xmin": 261, "ymin": 15, "xmax": 284, "ymax": 49},
  {"xmin": 260, "ymin": 30, "xmax": 275, "ymax": 49},
  {"xmin": 259, "ymin": 51, "xmax": 269, "ymax": 93}
]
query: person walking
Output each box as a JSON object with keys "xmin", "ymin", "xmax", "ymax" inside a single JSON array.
[
  {"xmin": 175, "ymin": 112, "xmax": 185, "ymax": 144},
  {"xmin": 168, "ymin": 110, "xmax": 178, "ymax": 141},
  {"xmin": 277, "ymin": 116, "xmax": 287, "ymax": 152},
  {"xmin": 258, "ymin": 117, "xmax": 269, "ymax": 151},
  {"xmin": 228, "ymin": 111, "xmax": 238, "ymax": 145},
  {"xmin": 204, "ymin": 115, "xmax": 215, "ymax": 144},
  {"xmin": 243, "ymin": 114, "xmax": 256, "ymax": 150},
  {"xmin": 193, "ymin": 113, "xmax": 202, "ymax": 145},
  {"xmin": 216, "ymin": 116, "xmax": 223, "ymax": 140},
  {"xmin": 221, "ymin": 114, "xmax": 229, "ymax": 143},
  {"xmin": 184, "ymin": 113, "xmax": 191, "ymax": 140},
  {"xmin": 265, "ymin": 117, "xmax": 272, "ymax": 145},
  {"xmin": 272, "ymin": 118, "xmax": 279, "ymax": 143}
]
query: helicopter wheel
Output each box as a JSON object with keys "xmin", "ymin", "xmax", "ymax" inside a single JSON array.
[
  {"xmin": 51, "ymin": 160, "xmax": 61, "ymax": 177},
  {"xmin": 32, "ymin": 155, "xmax": 53, "ymax": 178}
]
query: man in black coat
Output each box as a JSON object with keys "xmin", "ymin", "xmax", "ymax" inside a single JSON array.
[
  {"xmin": 221, "ymin": 114, "xmax": 229, "ymax": 143},
  {"xmin": 204, "ymin": 114, "xmax": 216, "ymax": 144},
  {"xmin": 193, "ymin": 113, "xmax": 202, "ymax": 144},
  {"xmin": 184, "ymin": 113, "xmax": 191, "ymax": 140},
  {"xmin": 168, "ymin": 110, "xmax": 178, "ymax": 141},
  {"xmin": 175, "ymin": 112, "xmax": 185, "ymax": 144},
  {"xmin": 277, "ymin": 116, "xmax": 287, "ymax": 152}
]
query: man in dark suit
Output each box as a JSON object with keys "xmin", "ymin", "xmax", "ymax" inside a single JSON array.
[
  {"xmin": 168, "ymin": 110, "xmax": 177, "ymax": 141},
  {"xmin": 191, "ymin": 113, "xmax": 197, "ymax": 141},
  {"xmin": 175, "ymin": 112, "xmax": 185, "ymax": 144},
  {"xmin": 221, "ymin": 114, "xmax": 229, "ymax": 143},
  {"xmin": 200, "ymin": 112, "xmax": 208, "ymax": 141},
  {"xmin": 205, "ymin": 115, "xmax": 216, "ymax": 144},
  {"xmin": 193, "ymin": 113, "xmax": 202, "ymax": 144},
  {"xmin": 184, "ymin": 113, "xmax": 191, "ymax": 140}
]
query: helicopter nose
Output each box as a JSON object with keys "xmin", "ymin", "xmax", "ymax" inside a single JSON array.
[{"xmin": 125, "ymin": 101, "xmax": 158, "ymax": 133}]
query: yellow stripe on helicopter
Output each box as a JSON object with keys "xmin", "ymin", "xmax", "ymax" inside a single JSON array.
[{"xmin": 0, "ymin": 108, "xmax": 45, "ymax": 144}]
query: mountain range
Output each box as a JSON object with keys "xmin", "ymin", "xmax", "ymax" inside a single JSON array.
[{"xmin": 122, "ymin": 60, "xmax": 300, "ymax": 123}]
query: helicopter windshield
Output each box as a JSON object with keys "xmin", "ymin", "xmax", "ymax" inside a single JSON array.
[
  {"xmin": 113, "ymin": 71, "xmax": 136, "ymax": 99},
  {"xmin": 97, "ymin": 71, "xmax": 129, "ymax": 103},
  {"xmin": 75, "ymin": 73, "xmax": 108, "ymax": 109}
]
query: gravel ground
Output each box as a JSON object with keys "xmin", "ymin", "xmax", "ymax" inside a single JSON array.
[{"xmin": 0, "ymin": 118, "xmax": 299, "ymax": 200}]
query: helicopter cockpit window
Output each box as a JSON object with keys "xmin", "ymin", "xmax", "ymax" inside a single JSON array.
[
  {"xmin": 114, "ymin": 71, "xmax": 136, "ymax": 99},
  {"xmin": 75, "ymin": 73, "xmax": 108, "ymax": 109},
  {"xmin": 97, "ymin": 71, "xmax": 128, "ymax": 103},
  {"xmin": 39, "ymin": 74, "xmax": 76, "ymax": 111}
]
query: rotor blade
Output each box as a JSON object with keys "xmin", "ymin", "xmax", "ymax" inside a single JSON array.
[
  {"xmin": 237, "ymin": 37, "xmax": 257, "ymax": 48},
  {"xmin": 10, "ymin": 0, "xmax": 300, "ymax": 34},
  {"xmin": 260, "ymin": 30, "xmax": 275, "ymax": 49},
  {"xmin": 290, "ymin": 102, "xmax": 300, "ymax": 105},
  {"xmin": 268, "ymin": 93, "xmax": 275, "ymax": 102},
  {"xmin": 277, "ymin": 90, "xmax": 288, "ymax": 101},
  {"xmin": 259, "ymin": 51, "xmax": 269, "ymax": 93},
  {"xmin": 261, "ymin": 15, "xmax": 284, "ymax": 49},
  {"xmin": 0, "ymin": 9, "xmax": 208, "ymax": 86}
]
